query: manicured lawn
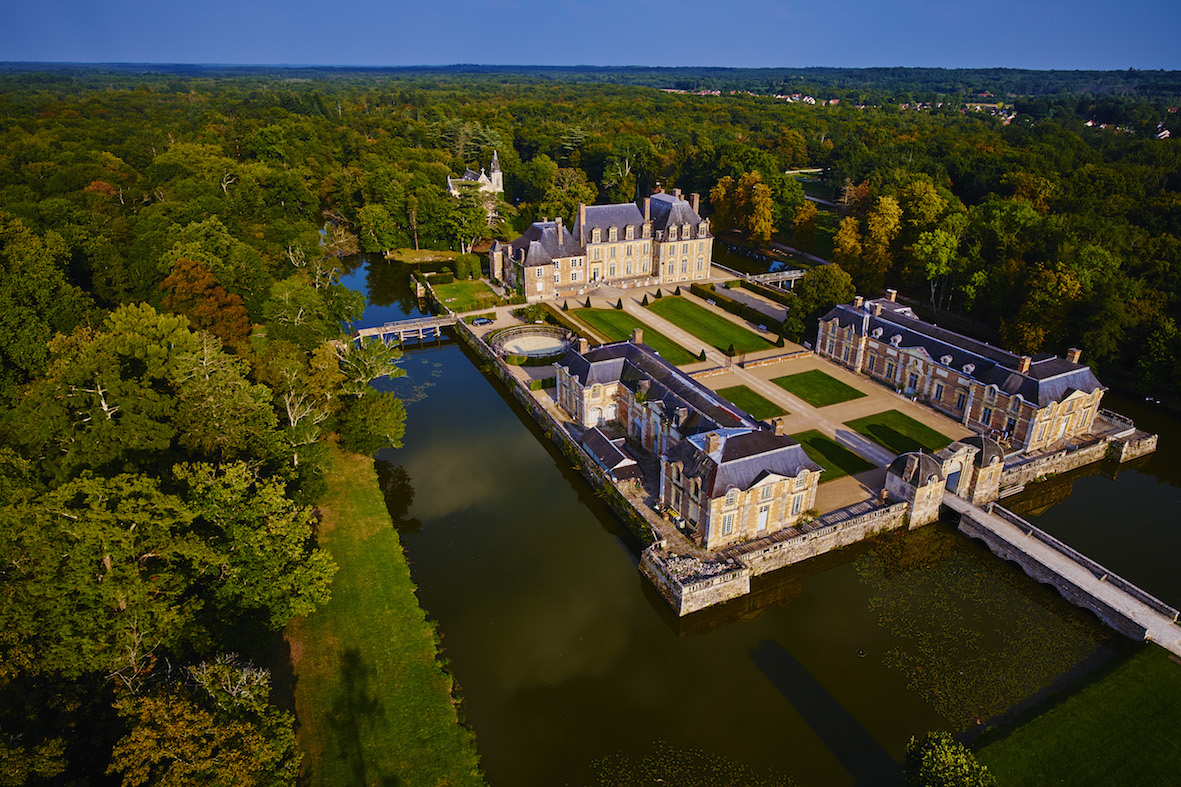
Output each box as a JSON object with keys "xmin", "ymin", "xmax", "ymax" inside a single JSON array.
[
  {"xmin": 845, "ymin": 409, "xmax": 953, "ymax": 454},
  {"xmin": 572, "ymin": 308, "xmax": 698, "ymax": 365},
  {"xmin": 790, "ymin": 430, "xmax": 876, "ymax": 481},
  {"xmin": 432, "ymin": 279, "xmax": 502, "ymax": 312},
  {"xmin": 716, "ymin": 385, "xmax": 788, "ymax": 421},
  {"xmin": 285, "ymin": 446, "xmax": 485, "ymax": 787},
  {"xmin": 977, "ymin": 646, "xmax": 1181, "ymax": 785},
  {"xmin": 771, "ymin": 369, "xmax": 867, "ymax": 408},
  {"xmin": 646, "ymin": 296, "xmax": 775, "ymax": 355}
]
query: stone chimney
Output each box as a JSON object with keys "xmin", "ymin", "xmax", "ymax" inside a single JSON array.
[
  {"xmin": 1017, "ymin": 355, "xmax": 1032, "ymax": 373},
  {"xmin": 577, "ymin": 337, "xmax": 589, "ymax": 355},
  {"xmin": 631, "ymin": 328, "xmax": 644, "ymax": 345},
  {"xmin": 773, "ymin": 417, "xmax": 789, "ymax": 436},
  {"xmin": 691, "ymin": 192, "xmax": 700, "ymax": 213},
  {"xmin": 886, "ymin": 288, "xmax": 898, "ymax": 302},
  {"xmin": 853, "ymin": 295, "xmax": 864, "ymax": 309},
  {"xmin": 555, "ymin": 216, "xmax": 563, "ymax": 244},
  {"xmin": 1066, "ymin": 347, "xmax": 1082, "ymax": 364},
  {"xmin": 578, "ymin": 203, "xmax": 587, "ymax": 244},
  {"xmin": 643, "ymin": 197, "xmax": 651, "ymax": 222},
  {"xmin": 706, "ymin": 432, "xmax": 721, "ymax": 454},
  {"xmin": 872, "ymin": 303, "xmax": 883, "ymax": 317},
  {"xmin": 673, "ymin": 187, "xmax": 682, "ymax": 200}
]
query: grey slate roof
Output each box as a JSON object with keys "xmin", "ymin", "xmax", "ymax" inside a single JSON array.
[
  {"xmin": 558, "ymin": 341, "xmax": 758, "ymax": 436},
  {"xmin": 961, "ymin": 434, "xmax": 1004, "ymax": 468},
  {"xmin": 507, "ymin": 221, "xmax": 584, "ymax": 268},
  {"xmin": 820, "ymin": 298, "xmax": 1104, "ymax": 406},
  {"xmin": 579, "ymin": 427, "xmax": 640, "ymax": 479},
  {"xmin": 887, "ymin": 452, "xmax": 944, "ymax": 486},
  {"xmin": 573, "ymin": 203, "xmax": 646, "ymax": 240},
  {"xmin": 667, "ymin": 427, "xmax": 820, "ymax": 498},
  {"xmin": 649, "ymin": 192, "xmax": 705, "ymax": 232}
]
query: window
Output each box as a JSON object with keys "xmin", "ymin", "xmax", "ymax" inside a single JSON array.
[
  {"xmin": 826, "ymin": 339, "xmax": 835, "ymax": 354},
  {"xmin": 669, "ymin": 226, "xmax": 678, "ymax": 241},
  {"xmin": 867, "ymin": 355, "xmax": 876, "ymax": 373},
  {"xmin": 571, "ymin": 271, "xmax": 579, "ymax": 282},
  {"xmin": 643, "ymin": 243, "xmax": 649, "ymax": 253},
  {"xmin": 641, "ymin": 261, "xmax": 648, "ymax": 272},
  {"xmin": 1036, "ymin": 422, "xmax": 1046, "ymax": 442},
  {"xmin": 843, "ymin": 345, "xmax": 851, "ymax": 362},
  {"xmin": 982, "ymin": 406, "xmax": 993, "ymax": 426},
  {"xmin": 698, "ymin": 241, "xmax": 704, "ymax": 251},
  {"xmin": 626, "ymin": 225, "xmax": 634, "ymax": 240},
  {"xmin": 609, "ymin": 246, "xmax": 617, "ymax": 258},
  {"xmin": 609, "ymin": 262, "xmax": 616, "ymax": 277},
  {"xmin": 1006, "ymin": 417, "xmax": 1017, "ymax": 434},
  {"xmin": 609, "ymin": 227, "xmax": 617, "ymax": 241},
  {"xmin": 722, "ymin": 514, "xmax": 734, "ymax": 535},
  {"xmin": 626, "ymin": 244, "xmax": 633, "ymax": 256},
  {"xmin": 672, "ymin": 464, "xmax": 681, "ymax": 482},
  {"xmin": 985, "ymin": 386, "xmax": 997, "ymax": 402},
  {"xmin": 908, "ymin": 372, "xmax": 919, "ymax": 390},
  {"xmin": 795, "ymin": 472, "xmax": 808, "ymax": 490},
  {"xmin": 682, "ymin": 243, "xmax": 689, "ymax": 254},
  {"xmin": 761, "ymin": 485, "xmax": 772, "ymax": 500},
  {"xmin": 886, "ymin": 361, "xmax": 896, "ymax": 379},
  {"xmin": 535, "ymin": 267, "xmax": 543, "ymax": 278},
  {"xmin": 592, "ymin": 228, "xmax": 601, "ymax": 243},
  {"xmin": 681, "ymin": 260, "xmax": 688, "ymax": 273},
  {"xmin": 725, "ymin": 489, "xmax": 737, "ymax": 506},
  {"xmin": 592, "ymin": 248, "xmax": 601, "ymax": 260},
  {"xmin": 553, "ymin": 272, "xmax": 560, "ymax": 283},
  {"xmin": 536, "ymin": 282, "xmax": 543, "ymax": 292},
  {"xmin": 697, "ymin": 256, "xmax": 704, "ymax": 270},
  {"xmin": 626, "ymin": 261, "xmax": 633, "ymax": 275},
  {"xmin": 791, "ymin": 495, "xmax": 802, "ymax": 515},
  {"xmin": 955, "ymin": 391, "xmax": 967, "ymax": 410},
  {"xmin": 699, "ymin": 222, "xmax": 708, "ymax": 236},
  {"xmin": 934, "ymin": 383, "xmax": 944, "ymax": 401}
]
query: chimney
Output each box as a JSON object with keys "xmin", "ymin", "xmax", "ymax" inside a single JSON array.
[
  {"xmin": 631, "ymin": 328, "xmax": 644, "ymax": 345},
  {"xmin": 578, "ymin": 203, "xmax": 587, "ymax": 243},
  {"xmin": 643, "ymin": 197, "xmax": 651, "ymax": 222},
  {"xmin": 872, "ymin": 303, "xmax": 883, "ymax": 317},
  {"xmin": 691, "ymin": 192, "xmax": 700, "ymax": 213},
  {"xmin": 773, "ymin": 418, "xmax": 788, "ymax": 436},
  {"xmin": 706, "ymin": 432, "xmax": 721, "ymax": 454},
  {"xmin": 1066, "ymin": 347, "xmax": 1082, "ymax": 364},
  {"xmin": 853, "ymin": 295, "xmax": 864, "ymax": 309},
  {"xmin": 555, "ymin": 216, "xmax": 563, "ymax": 244},
  {"xmin": 886, "ymin": 288, "xmax": 898, "ymax": 302},
  {"xmin": 1017, "ymin": 355, "xmax": 1031, "ymax": 373},
  {"xmin": 673, "ymin": 187, "xmax": 682, "ymax": 200},
  {"xmin": 577, "ymin": 337, "xmax": 589, "ymax": 355}
]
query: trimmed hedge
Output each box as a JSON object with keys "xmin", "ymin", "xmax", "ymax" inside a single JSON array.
[
  {"xmin": 738, "ymin": 278, "xmax": 794, "ymax": 307},
  {"xmin": 463, "ymin": 312, "xmax": 496, "ymax": 324},
  {"xmin": 505, "ymin": 354, "xmax": 560, "ymax": 367},
  {"xmin": 529, "ymin": 377, "xmax": 557, "ymax": 391},
  {"xmin": 689, "ymin": 282, "xmax": 779, "ymax": 332}
]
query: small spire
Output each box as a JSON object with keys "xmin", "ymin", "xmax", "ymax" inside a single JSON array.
[{"xmin": 491, "ymin": 149, "xmax": 501, "ymax": 172}]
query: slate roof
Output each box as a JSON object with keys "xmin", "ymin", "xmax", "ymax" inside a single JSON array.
[
  {"xmin": 557, "ymin": 341, "xmax": 758, "ymax": 437},
  {"xmin": 820, "ymin": 298, "xmax": 1104, "ymax": 406},
  {"xmin": 648, "ymin": 192, "xmax": 706, "ymax": 232},
  {"xmin": 579, "ymin": 427, "xmax": 641, "ymax": 479},
  {"xmin": 961, "ymin": 434, "xmax": 1004, "ymax": 468},
  {"xmin": 573, "ymin": 202, "xmax": 646, "ymax": 240},
  {"xmin": 666, "ymin": 427, "xmax": 820, "ymax": 498},
  {"xmin": 887, "ymin": 452, "xmax": 944, "ymax": 486},
  {"xmin": 506, "ymin": 221, "xmax": 584, "ymax": 268}
]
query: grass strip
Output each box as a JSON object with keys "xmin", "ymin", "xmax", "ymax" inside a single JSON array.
[
  {"xmin": 845, "ymin": 409, "xmax": 953, "ymax": 454},
  {"xmin": 977, "ymin": 646, "xmax": 1181, "ymax": 785},
  {"xmin": 285, "ymin": 445, "xmax": 485, "ymax": 787},
  {"xmin": 646, "ymin": 296, "xmax": 775, "ymax": 355},
  {"xmin": 572, "ymin": 308, "xmax": 698, "ymax": 365},
  {"xmin": 432, "ymin": 279, "xmax": 502, "ymax": 312},
  {"xmin": 716, "ymin": 385, "xmax": 788, "ymax": 420},
  {"xmin": 771, "ymin": 369, "xmax": 867, "ymax": 408},
  {"xmin": 790, "ymin": 430, "xmax": 875, "ymax": 481}
]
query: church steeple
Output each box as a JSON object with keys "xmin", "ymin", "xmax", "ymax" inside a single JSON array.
[
  {"xmin": 489, "ymin": 149, "xmax": 503, "ymax": 192},
  {"xmin": 490, "ymin": 149, "xmax": 501, "ymax": 173}
]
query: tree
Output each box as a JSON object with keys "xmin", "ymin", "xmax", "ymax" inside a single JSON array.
[
  {"xmin": 911, "ymin": 229, "xmax": 960, "ymax": 310},
  {"xmin": 110, "ymin": 656, "xmax": 299, "ymax": 787},
  {"xmin": 902, "ymin": 732, "xmax": 995, "ymax": 787},
  {"xmin": 781, "ymin": 263, "xmax": 856, "ymax": 342},
  {"xmin": 832, "ymin": 216, "xmax": 863, "ymax": 269},
  {"xmin": 160, "ymin": 257, "xmax": 252, "ymax": 347},
  {"xmin": 793, "ymin": 201, "xmax": 820, "ymax": 252},
  {"xmin": 338, "ymin": 391, "xmax": 407, "ymax": 455},
  {"xmin": 538, "ymin": 168, "xmax": 596, "ymax": 225},
  {"xmin": 334, "ymin": 337, "xmax": 406, "ymax": 397},
  {"xmin": 863, "ymin": 195, "xmax": 903, "ymax": 292}
]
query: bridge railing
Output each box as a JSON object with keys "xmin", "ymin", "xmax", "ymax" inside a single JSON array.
[{"xmin": 993, "ymin": 505, "xmax": 1180, "ymax": 622}]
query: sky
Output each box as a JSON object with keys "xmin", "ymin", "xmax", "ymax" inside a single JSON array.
[{"xmin": 1, "ymin": 0, "xmax": 1178, "ymax": 70}]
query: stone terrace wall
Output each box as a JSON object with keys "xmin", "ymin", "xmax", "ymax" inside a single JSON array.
[
  {"xmin": 640, "ymin": 545, "xmax": 751, "ymax": 616},
  {"xmin": 1108, "ymin": 430, "xmax": 1158, "ymax": 463},
  {"xmin": 723, "ymin": 502, "xmax": 910, "ymax": 577},
  {"xmin": 1000, "ymin": 439, "xmax": 1110, "ymax": 490}
]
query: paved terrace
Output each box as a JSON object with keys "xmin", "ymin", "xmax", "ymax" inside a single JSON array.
[{"xmin": 946, "ymin": 494, "xmax": 1181, "ymax": 657}]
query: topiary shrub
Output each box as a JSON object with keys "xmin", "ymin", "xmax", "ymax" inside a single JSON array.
[
  {"xmin": 615, "ymin": 298, "xmax": 623, "ymax": 310},
  {"xmin": 641, "ymin": 294, "xmax": 649, "ymax": 306},
  {"xmin": 698, "ymin": 349, "xmax": 707, "ymax": 361},
  {"xmin": 725, "ymin": 343, "xmax": 735, "ymax": 356},
  {"xmin": 654, "ymin": 289, "xmax": 663, "ymax": 299},
  {"xmin": 561, "ymin": 300, "xmax": 569, "ymax": 311},
  {"xmin": 673, "ymin": 286, "xmax": 681, "ymax": 295},
  {"xmin": 585, "ymin": 297, "xmax": 592, "ymax": 308}
]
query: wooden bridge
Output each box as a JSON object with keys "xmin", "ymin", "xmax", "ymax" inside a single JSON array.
[
  {"xmin": 355, "ymin": 314, "xmax": 457, "ymax": 344},
  {"xmin": 946, "ymin": 494, "xmax": 1181, "ymax": 656}
]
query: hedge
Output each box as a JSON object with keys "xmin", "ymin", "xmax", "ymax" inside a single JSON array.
[
  {"xmin": 529, "ymin": 377, "xmax": 557, "ymax": 391},
  {"xmin": 738, "ymin": 278, "xmax": 794, "ymax": 307},
  {"xmin": 689, "ymin": 282, "xmax": 780, "ymax": 333}
]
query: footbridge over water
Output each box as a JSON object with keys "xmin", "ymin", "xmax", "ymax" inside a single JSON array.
[
  {"xmin": 946, "ymin": 494, "xmax": 1181, "ymax": 656},
  {"xmin": 748, "ymin": 269, "xmax": 807, "ymax": 289},
  {"xmin": 355, "ymin": 314, "xmax": 457, "ymax": 344}
]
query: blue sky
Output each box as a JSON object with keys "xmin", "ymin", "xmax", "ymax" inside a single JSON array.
[{"xmin": 2, "ymin": 0, "xmax": 1178, "ymax": 70}]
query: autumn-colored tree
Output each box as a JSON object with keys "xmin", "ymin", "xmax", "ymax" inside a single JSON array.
[
  {"xmin": 832, "ymin": 216, "xmax": 863, "ymax": 270},
  {"xmin": 709, "ymin": 175, "xmax": 734, "ymax": 232},
  {"xmin": 863, "ymin": 195, "xmax": 903, "ymax": 292},
  {"xmin": 161, "ymin": 257, "xmax": 251, "ymax": 346},
  {"xmin": 793, "ymin": 201, "xmax": 819, "ymax": 252}
]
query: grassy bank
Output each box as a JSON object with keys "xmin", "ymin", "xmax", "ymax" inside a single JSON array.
[
  {"xmin": 285, "ymin": 444, "xmax": 484, "ymax": 787},
  {"xmin": 977, "ymin": 646, "xmax": 1181, "ymax": 784}
]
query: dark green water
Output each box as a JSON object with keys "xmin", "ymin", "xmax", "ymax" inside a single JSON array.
[{"xmin": 346, "ymin": 257, "xmax": 1174, "ymax": 786}]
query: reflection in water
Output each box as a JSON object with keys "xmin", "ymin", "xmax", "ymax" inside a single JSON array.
[{"xmin": 373, "ymin": 460, "xmax": 422, "ymax": 534}]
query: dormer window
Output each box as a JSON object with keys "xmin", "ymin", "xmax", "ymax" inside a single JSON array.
[
  {"xmin": 963, "ymin": 363, "xmax": 975, "ymax": 374},
  {"xmin": 724, "ymin": 488, "xmax": 738, "ymax": 506},
  {"xmin": 668, "ymin": 225, "xmax": 678, "ymax": 241},
  {"xmin": 699, "ymin": 221, "xmax": 708, "ymax": 236},
  {"xmin": 642, "ymin": 224, "xmax": 651, "ymax": 238},
  {"xmin": 609, "ymin": 226, "xmax": 618, "ymax": 242},
  {"xmin": 625, "ymin": 225, "xmax": 634, "ymax": 240},
  {"xmin": 592, "ymin": 228, "xmax": 601, "ymax": 243},
  {"xmin": 682, "ymin": 223, "xmax": 691, "ymax": 237},
  {"xmin": 871, "ymin": 327, "xmax": 884, "ymax": 339},
  {"xmin": 985, "ymin": 385, "xmax": 997, "ymax": 402},
  {"xmin": 890, "ymin": 334, "xmax": 903, "ymax": 346},
  {"xmin": 940, "ymin": 354, "xmax": 952, "ymax": 365}
]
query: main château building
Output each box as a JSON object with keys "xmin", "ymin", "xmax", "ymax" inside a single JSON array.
[{"xmin": 490, "ymin": 189, "xmax": 714, "ymax": 302}]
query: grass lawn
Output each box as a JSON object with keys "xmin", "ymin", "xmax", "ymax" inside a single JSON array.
[
  {"xmin": 771, "ymin": 369, "xmax": 867, "ymax": 408},
  {"xmin": 285, "ymin": 445, "xmax": 485, "ymax": 787},
  {"xmin": 647, "ymin": 296, "xmax": 775, "ymax": 355},
  {"xmin": 790, "ymin": 430, "xmax": 876, "ymax": 481},
  {"xmin": 390, "ymin": 249, "xmax": 459, "ymax": 264},
  {"xmin": 572, "ymin": 308, "xmax": 698, "ymax": 365},
  {"xmin": 845, "ymin": 409, "xmax": 953, "ymax": 454},
  {"xmin": 716, "ymin": 385, "xmax": 788, "ymax": 420},
  {"xmin": 432, "ymin": 278, "xmax": 502, "ymax": 312},
  {"xmin": 977, "ymin": 646, "xmax": 1181, "ymax": 785}
]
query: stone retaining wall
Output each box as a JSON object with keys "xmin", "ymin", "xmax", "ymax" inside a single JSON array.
[
  {"xmin": 1000, "ymin": 439, "xmax": 1110, "ymax": 490},
  {"xmin": 1108, "ymin": 430, "xmax": 1158, "ymax": 463},
  {"xmin": 640, "ymin": 545, "xmax": 751, "ymax": 616},
  {"xmin": 740, "ymin": 350, "xmax": 813, "ymax": 369}
]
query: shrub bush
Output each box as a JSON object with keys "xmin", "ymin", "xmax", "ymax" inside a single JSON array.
[
  {"xmin": 529, "ymin": 377, "xmax": 557, "ymax": 391},
  {"xmin": 615, "ymin": 298, "xmax": 623, "ymax": 310},
  {"xmin": 641, "ymin": 294, "xmax": 649, "ymax": 306},
  {"xmin": 585, "ymin": 297, "xmax": 592, "ymax": 308},
  {"xmin": 654, "ymin": 289, "xmax": 663, "ymax": 299},
  {"xmin": 698, "ymin": 349, "xmax": 707, "ymax": 361}
]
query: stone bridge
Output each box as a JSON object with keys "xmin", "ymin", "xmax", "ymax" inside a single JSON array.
[{"xmin": 946, "ymin": 494, "xmax": 1181, "ymax": 655}]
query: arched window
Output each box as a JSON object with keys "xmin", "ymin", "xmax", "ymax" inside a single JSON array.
[
  {"xmin": 724, "ymin": 488, "xmax": 738, "ymax": 506},
  {"xmin": 592, "ymin": 228, "xmax": 601, "ymax": 243}
]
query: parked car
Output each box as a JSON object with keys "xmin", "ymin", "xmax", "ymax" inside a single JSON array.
[{"xmin": 472, "ymin": 317, "xmax": 493, "ymax": 326}]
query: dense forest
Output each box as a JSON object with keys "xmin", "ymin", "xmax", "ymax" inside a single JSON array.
[{"xmin": 1, "ymin": 65, "xmax": 1179, "ymax": 784}]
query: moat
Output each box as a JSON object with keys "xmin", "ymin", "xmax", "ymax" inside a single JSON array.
[{"xmin": 348, "ymin": 256, "xmax": 1180, "ymax": 786}]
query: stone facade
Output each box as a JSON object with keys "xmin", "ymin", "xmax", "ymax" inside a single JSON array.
[
  {"xmin": 817, "ymin": 292, "xmax": 1107, "ymax": 454},
  {"xmin": 447, "ymin": 149, "xmax": 504, "ymax": 197},
  {"xmin": 491, "ymin": 189, "xmax": 712, "ymax": 302},
  {"xmin": 885, "ymin": 452, "xmax": 946, "ymax": 526}
]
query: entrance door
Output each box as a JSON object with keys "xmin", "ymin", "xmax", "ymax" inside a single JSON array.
[
  {"xmin": 945, "ymin": 460, "xmax": 962, "ymax": 496},
  {"xmin": 757, "ymin": 505, "xmax": 769, "ymax": 532}
]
